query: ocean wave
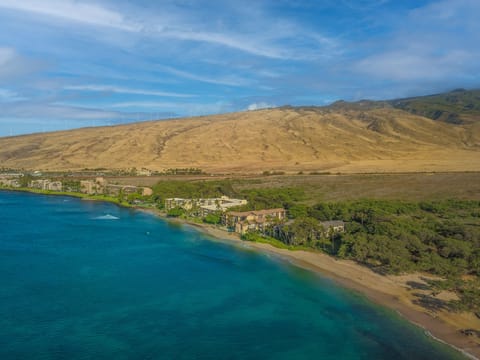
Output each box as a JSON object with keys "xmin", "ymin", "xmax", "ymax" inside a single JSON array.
[{"xmin": 94, "ymin": 214, "xmax": 119, "ymax": 220}]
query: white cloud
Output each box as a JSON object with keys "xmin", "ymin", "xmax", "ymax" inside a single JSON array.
[
  {"xmin": 158, "ymin": 65, "xmax": 251, "ymax": 87},
  {"xmin": 162, "ymin": 29, "xmax": 289, "ymax": 59},
  {"xmin": 0, "ymin": 0, "xmax": 138, "ymax": 31},
  {"xmin": 0, "ymin": 47, "xmax": 43, "ymax": 82},
  {"xmin": 0, "ymin": 47, "xmax": 15, "ymax": 65},
  {"xmin": 247, "ymin": 102, "xmax": 274, "ymax": 111},
  {"xmin": 0, "ymin": 88, "xmax": 25, "ymax": 102},
  {"xmin": 353, "ymin": 0, "xmax": 480, "ymax": 86},
  {"xmin": 110, "ymin": 101, "xmax": 183, "ymax": 109},
  {"xmin": 355, "ymin": 50, "xmax": 474, "ymax": 81},
  {"xmin": 0, "ymin": 102, "xmax": 121, "ymax": 120},
  {"xmin": 0, "ymin": 1, "xmax": 335, "ymax": 60},
  {"xmin": 109, "ymin": 100, "xmax": 231, "ymax": 116},
  {"xmin": 64, "ymin": 84, "xmax": 194, "ymax": 98}
]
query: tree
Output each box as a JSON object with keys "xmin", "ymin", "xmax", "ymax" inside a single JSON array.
[
  {"xmin": 167, "ymin": 207, "xmax": 184, "ymax": 217},
  {"xmin": 203, "ymin": 212, "xmax": 221, "ymax": 224}
]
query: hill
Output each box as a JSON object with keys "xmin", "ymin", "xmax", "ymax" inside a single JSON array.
[
  {"xmin": 328, "ymin": 89, "xmax": 480, "ymax": 125},
  {"xmin": 388, "ymin": 89, "xmax": 480, "ymax": 125},
  {"xmin": 0, "ymin": 91, "xmax": 480, "ymax": 174}
]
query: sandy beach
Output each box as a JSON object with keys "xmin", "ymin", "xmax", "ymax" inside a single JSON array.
[{"xmin": 138, "ymin": 208, "xmax": 480, "ymax": 359}]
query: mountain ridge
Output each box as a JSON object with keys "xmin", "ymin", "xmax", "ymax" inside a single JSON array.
[{"xmin": 1, "ymin": 90, "xmax": 479, "ymax": 174}]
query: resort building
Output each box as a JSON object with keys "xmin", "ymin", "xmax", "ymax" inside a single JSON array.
[
  {"xmin": 224, "ymin": 208, "xmax": 287, "ymax": 235},
  {"xmin": 47, "ymin": 181, "xmax": 63, "ymax": 192},
  {"xmin": 29, "ymin": 179, "xmax": 63, "ymax": 191},
  {"xmin": 0, "ymin": 178, "xmax": 21, "ymax": 188},
  {"xmin": 165, "ymin": 198, "xmax": 194, "ymax": 211},
  {"xmin": 80, "ymin": 180, "xmax": 102, "ymax": 195},
  {"xmin": 165, "ymin": 196, "xmax": 247, "ymax": 216}
]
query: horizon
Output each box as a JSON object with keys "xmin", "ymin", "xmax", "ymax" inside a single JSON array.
[{"xmin": 1, "ymin": 0, "xmax": 479, "ymax": 136}]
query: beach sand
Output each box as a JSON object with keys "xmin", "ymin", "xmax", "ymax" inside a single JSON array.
[{"xmin": 138, "ymin": 208, "xmax": 480, "ymax": 359}]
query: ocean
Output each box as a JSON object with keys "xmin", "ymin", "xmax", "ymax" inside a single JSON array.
[{"xmin": 0, "ymin": 191, "xmax": 464, "ymax": 359}]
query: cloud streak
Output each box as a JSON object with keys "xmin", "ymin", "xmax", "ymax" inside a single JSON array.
[
  {"xmin": 0, "ymin": 0, "xmax": 334, "ymax": 60},
  {"xmin": 0, "ymin": 0, "xmax": 138, "ymax": 31},
  {"xmin": 158, "ymin": 66, "xmax": 251, "ymax": 87},
  {"xmin": 64, "ymin": 85, "xmax": 195, "ymax": 98}
]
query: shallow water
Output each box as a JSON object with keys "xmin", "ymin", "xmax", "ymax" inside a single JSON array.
[{"xmin": 0, "ymin": 191, "xmax": 465, "ymax": 359}]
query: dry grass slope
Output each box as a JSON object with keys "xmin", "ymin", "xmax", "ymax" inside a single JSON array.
[{"xmin": 0, "ymin": 107, "xmax": 479, "ymax": 173}]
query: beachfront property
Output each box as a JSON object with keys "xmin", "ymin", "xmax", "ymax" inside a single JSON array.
[
  {"xmin": 79, "ymin": 177, "xmax": 152, "ymax": 197},
  {"xmin": 29, "ymin": 179, "xmax": 63, "ymax": 192},
  {"xmin": 104, "ymin": 184, "xmax": 152, "ymax": 196},
  {"xmin": 224, "ymin": 208, "xmax": 287, "ymax": 235},
  {"xmin": 80, "ymin": 179, "xmax": 103, "ymax": 195},
  {"xmin": 165, "ymin": 196, "xmax": 248, "ymax": 216},
  {"xmin": 0, "ymin": 178, "xmax": 21, "ymax": 188}
]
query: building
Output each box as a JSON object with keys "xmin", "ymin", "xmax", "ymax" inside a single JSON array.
[
  {"xmin": 29, "ymin": 179, "xmax": 63, "ymax": 191},
  {"xmin": 137, "ymin": 168, "xmax": 152, "ymax": 176},
  {"xmin": 104, "ymin": 184, "xmax": 147, "ymax": 196},
  {"xmin": 47, "ymin": 181, "xmax": 63, "ymax": 191},
  {"xmin": 225, "ymin": 208, "xmax": 287, "ymax": 235},
  {"xmin": 30, "ymin": 179, "xmax": 50, "ymax": 190},
  {"xmin": 0, "ymin": 178, "xmax": 21, "ymax": 188},
  {"xmin": 79, "ymin": 177, "xmax": 109, "ymax": 195},
  {"xmin": 165, "ymin": 198, "xmax": 194, "ymax": 211},
  {"xmin": 320, "ymin": 220, "xmax": 345, "ymax": 235},
  {"xmin": 80, "ymin": 180, "xmax": 102, "ymax": 195},
  {"xmin": 165, "ymin": 196, "xmax": 247, "ymax": 216},
  {"xmin": 199, "ymin": 196, "xmax": 248, "ymax": 216},
  {"xmin": 122, "ymin": 185, "xmax": 139, "ymax": 194}
]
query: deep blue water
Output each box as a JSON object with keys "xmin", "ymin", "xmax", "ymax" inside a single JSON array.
[{"xmin": 0, "ymin": 191, "xmax": 464, "ymax": 359}]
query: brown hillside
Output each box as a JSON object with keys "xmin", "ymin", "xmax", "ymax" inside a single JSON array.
[{"xmin": 0, "ymin": 107, "xmax": 479, "ymax": 173}]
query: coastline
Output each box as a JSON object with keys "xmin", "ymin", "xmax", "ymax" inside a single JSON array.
[
  {"xmin": 139, "ymin": 208, "xmax": 480, "ymax": 359},
  {"xmin": 3, "ymin": 188, "xmax": 479, "ymax": 358}
]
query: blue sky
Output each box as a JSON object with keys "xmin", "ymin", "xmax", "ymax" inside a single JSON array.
[{"xmin": 0, "ymin": 0, "xmax": 479, "ymax": 136}]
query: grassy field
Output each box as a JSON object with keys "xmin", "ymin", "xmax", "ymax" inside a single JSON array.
[
  {"xmin": 116, "ymin": 172, "xmax": 480, "ymax": 202},
  {"xmin": 42, "ymin": 170, "xmax": 480, "ymax": 202},
  {"xmin": 230, "ymin": 172, "xmax": 480, "ymax": 202}
]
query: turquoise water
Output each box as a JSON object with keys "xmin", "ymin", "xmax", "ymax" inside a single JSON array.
[{"xmin": 0, "ymin": 191, "xmax": 464, "ymax": 359}]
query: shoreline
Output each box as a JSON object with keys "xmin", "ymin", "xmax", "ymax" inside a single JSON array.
[
  {"xmin": 3, "ymin": 189, "xmax": 479, "ymax": 358},
  {"xmin": 139, "ymin": 208, "xmax": 480, "ymax": 359}
]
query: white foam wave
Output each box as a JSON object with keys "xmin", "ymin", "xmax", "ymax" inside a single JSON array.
[{"xmin": 94, "ymin": 214, "xmax": 119, "ymax": 220}]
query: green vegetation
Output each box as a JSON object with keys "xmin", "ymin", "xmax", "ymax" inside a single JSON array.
[
  {"xmin": 203, "ymin": 212, "xmax": 222, "ymax": 225},
  {"xmin": 242, "ymin": 232, "xmax": 309, "ymax": 251},
  {"xmin": 164, "ymin": 168, "xmax": 204, "ymax": 175},
  {"xmin": 257, "ymin": 199, "xmax": 480, "ymax": 313},
  {"xmin": 234, "ymin": 187, "xmax": 306, "ymax": 211},
  {"xmin": 19, "ymin": 175, "xmax": 32, "ymax": 187},
  {"xmin": 328, "ymin": 89, "xmax": 480, "ymax": 124},
  {"xmin": 152, "ymin": 180, "xmax": 235, "ymax": 208},
  {"xmin": 389, "ymin": 89, "xmax": 480, "ymax": 124},
  {"xmin": 166, "ymin": 207, "xmax": 185, "ymax": 217}
]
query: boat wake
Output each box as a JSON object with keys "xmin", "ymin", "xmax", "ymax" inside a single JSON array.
[{"xmin": 94, "ymin": 214, "xmax": 119, "ymax": 220}]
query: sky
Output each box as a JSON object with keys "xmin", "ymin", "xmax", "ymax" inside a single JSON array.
[{"xmin": 0, "ymin": 0, "xmax": 479, "ymax": 136}]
